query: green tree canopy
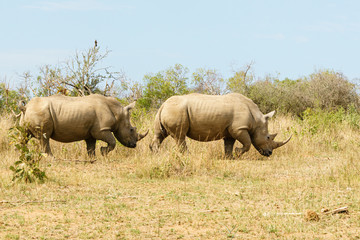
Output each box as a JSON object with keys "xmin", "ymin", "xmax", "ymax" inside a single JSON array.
[
  {"xmin": 191, "ymin": 68, "xmax": 224, "ymax": 95},
  {"xmin": 139, "ymin": 64, "xmax": 189, "ymax": 110}
]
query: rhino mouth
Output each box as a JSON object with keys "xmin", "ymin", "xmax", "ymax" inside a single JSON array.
[
  {"xmin": 119, "ymin": 140, "xmax": 136, "ymax": 148},
  {"xmin": 258, "ymin": 149, "xmax": 272, "ymax": 157},
  {"xmin": 253, "ymin": 145, "xmax": 273, "ymax": 157},
  {"xmin": 126, "ymin": 143, "xmax": 136, "ymax": 148}
]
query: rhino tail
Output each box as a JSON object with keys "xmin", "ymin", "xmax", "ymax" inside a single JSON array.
[{"xmin": 157, "ymin": 104, "xmax": 168, "ymax": 138}]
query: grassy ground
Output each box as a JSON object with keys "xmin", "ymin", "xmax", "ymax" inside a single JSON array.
[{"xmin": 0, "ymin": 113, "xmax": 359, "ymax": 239}]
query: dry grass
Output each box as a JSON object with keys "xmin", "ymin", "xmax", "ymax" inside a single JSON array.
[{"xmin": 0, "ymin": 113, "xmax": 360, "ymax": 239}]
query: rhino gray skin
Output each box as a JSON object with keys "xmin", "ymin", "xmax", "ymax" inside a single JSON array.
[
  {"xmin": 149, "ymin": 93, "xmax": 291, "ymax": 158},
  {"xmin": 20, "ymin": 94, "xmax": 148, "ymax": 157}
]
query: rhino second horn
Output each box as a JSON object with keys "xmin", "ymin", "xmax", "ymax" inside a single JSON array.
[
  {"xmin": 138, "ymin": 129, "xmax": 149, "ymax": 141},
  {"xmin": 272, "ymin": 135, "xmax": 292, "ymax": 149},
  {"xmin": 270, "ymin": 133, "xmax": 278, "ymax": 141}
]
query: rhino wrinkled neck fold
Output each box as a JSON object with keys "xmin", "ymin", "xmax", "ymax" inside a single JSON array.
[{"xmin": 272, "ymin": 135, "xmax": 292, "ymax": 149}]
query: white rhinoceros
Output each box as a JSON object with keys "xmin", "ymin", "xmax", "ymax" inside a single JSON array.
[
  {"xmin": 149, "ymin": 93, "xmax": 290, "ymax": 158},
  {"xmin": 19, "ymin": 94, "xmax": 148, "ymax": 157}
]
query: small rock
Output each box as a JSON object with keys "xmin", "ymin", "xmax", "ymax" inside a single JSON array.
[
  {"xmin": 305, "ymin": 210, "xmax": 320, "ymax": 222},
  {"xmin": 321, "ymin": 208, "xmax": 330, "ymax": 213}
]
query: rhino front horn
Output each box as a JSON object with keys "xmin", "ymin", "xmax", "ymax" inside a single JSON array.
[
  {"xmin": 272, "ymin": 135, "xmax": 292, "ymax": 149},
  {"xmin": 138, "ymin": 129, "xmax": 149, "ymax": 141}
]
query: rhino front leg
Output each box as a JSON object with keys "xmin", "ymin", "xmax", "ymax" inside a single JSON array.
[
  {"xmin": 231, "ymin": 130, "xmax": 251, "ymax": 157},
  {"xmin": 40, "ymin": 136, "xmax": 52, "ymax": 156},
  {"xmin": 92, "ymin": 131, "xmax": 116, "ymax": 156},
  {"xmin": 35, "ymin": 131, "xmax": 53, "ymax": 156},
  {"xmin": 31, "ymin": 127, "xmax": 53, "ymax": 156},
  {"xmin": 85, "ymin": 138, "xmax": 97, "ymax": 157},
  {"xmin": 223, "ymin": 137, "xmax": 235, "ymax": 159}
]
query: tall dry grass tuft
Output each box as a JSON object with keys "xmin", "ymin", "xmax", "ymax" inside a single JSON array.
[
  {"xmin": 0, "ymin": 114, "xmax": 15, "ymax": 152},
  {"xmin": 1, "ymin": 110, "xmax": 359, "ymax": 181},
  {"xmin": 0, "ymin": 114, "xmax": 19, "ymax": 188}
]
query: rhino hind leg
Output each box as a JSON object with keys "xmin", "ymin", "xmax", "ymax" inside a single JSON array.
[
  {"xmin": 171, "ymin": 124, "xmax": 188, "ymax": 153},
  {"xmin": 92, "ymin": 130, "xmax": 116, "ymax": 156},
  {"xmin": 149, "ymin": 113, "xmax": 170, "ymax": 152},
  {"xmin": 85, "ymin": 138, "xmax": 97, "ymax": 157},
  {"xmin": 223, "ymin": 137, "xmax": 235, "ymax": 159},
  {"xmin": 149, "ymin": 129, "xmax": 169, "ymax": 152},
  {"xmin": 175, "ymin": 136, "xmax": 188, "ymax": 153}
]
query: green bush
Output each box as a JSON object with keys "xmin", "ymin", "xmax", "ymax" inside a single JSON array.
[
  {"xmin": 306, "ymin": 70, "xmax": 358, "ymax": 110},
  {"xmin": 244, "ymin": 70, "xmax": 359, "ymax": 116},
  {"xmin": 0, "ymin": 83, "xmax": 25, "ymax": 114},
  {"xmin": 138, "ymin": 64, "xmax": 189, "ymax": 110},
  {"xmin": 300, "ymin": 106, "xmax": 360, "ymax": 135},
  {"xmin": 9, "ymin": 125, "xmax": 47, "ymax": 183}
]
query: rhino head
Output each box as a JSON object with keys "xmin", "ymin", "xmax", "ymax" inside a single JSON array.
[
  {"xmin": 251, "ymin": 111, "xmax": 291, "ymax": 157},
  {"xmin": 114, "ymin": 101, "xmax": 148, "ymax": 148}
]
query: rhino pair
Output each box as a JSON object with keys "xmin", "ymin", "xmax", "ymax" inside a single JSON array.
[{"xmin": 20, "ymin": 93, "xmax": 290, "ymax": 158}]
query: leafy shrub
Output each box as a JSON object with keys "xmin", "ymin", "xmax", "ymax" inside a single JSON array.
[
  {"xmin": 247, "ymin": 77, "xmax": 312, "ymax": 116},
  {"xmin": 245, "ymin": 70, "xmax": 359, "ymax": 116},
  {"xmin": 306, "ymin": 70, "xmax": 359, "ymax": 110},
  {"xmin": 0, "ymin": 83, "xmax": 25, "ymax": 114},
  {"xmin": 300, "ymin": 106, "xmax": 360, "ymax": 135},
  {"xmin": 8, "ymin": 125, "xmax": 47, "ymax": 183},
  {"xmin": 226, "ymin": 62, "xmax": 254, "ymax": 95}
]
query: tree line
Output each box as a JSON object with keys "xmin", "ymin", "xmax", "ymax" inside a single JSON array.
[{"xmin": 1, "ymin": 45, "xmax": 359, "ymax": 117}]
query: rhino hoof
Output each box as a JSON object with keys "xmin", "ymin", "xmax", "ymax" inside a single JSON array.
[{"xmin": 100, "ymin": 147, "xmax": 108, "ymax": 156}]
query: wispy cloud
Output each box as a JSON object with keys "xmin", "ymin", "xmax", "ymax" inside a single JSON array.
[
  {"xmin": 305, "ymin": 21, "xmax": 360, "ymax": 33},
  {"xmin": 256, "ymin": 33, "xmax": 310, "ymax": 44},
  {"xmin": 294, "ymin": 35, "xmax": 309, "ymax": 43},
  {"xmin": 256, "ymin": 33, "xmax": 285, "ymax": 40},
  {"xmin": 23, "ymin": 0, "xmax": 133, "ymax": 12},
  {"xmin": 0, "ymin": 49, "xmax": 72, "ymax": 68}
]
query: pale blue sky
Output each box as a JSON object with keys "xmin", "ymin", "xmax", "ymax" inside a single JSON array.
[{"xmin": 1, "ymin": 0, "xmax": 360, "ymax": 86}]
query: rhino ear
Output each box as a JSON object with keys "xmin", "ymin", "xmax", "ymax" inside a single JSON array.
[
  {"xmin": 264, "ymin": 110, "xmax": 275, "ymax": 121},
  {"xmin": 124, "ymin": 101, "xmax": 136, "ymax": 113}
]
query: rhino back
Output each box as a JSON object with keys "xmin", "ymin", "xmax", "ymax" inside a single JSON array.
[
  {"xmin": 25, "ymin": 95, "xmax": 116, "ymax": 142},
  {"xmin": 161, "ymin": 94, "xmax": 253, "ymax": 141},
  {"xmin": 48, "ymin": 98, "xmax": 96, "ymax": 142}
]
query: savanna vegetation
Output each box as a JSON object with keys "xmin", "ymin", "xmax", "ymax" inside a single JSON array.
[{"xmin": 0, "ymin": 44, "xmax": 359, "ymax": 239}]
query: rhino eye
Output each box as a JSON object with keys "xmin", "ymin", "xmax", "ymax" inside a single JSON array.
[{"xmin": 267, "ymin": 136, "xmax": 270, "ymax": 140}]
